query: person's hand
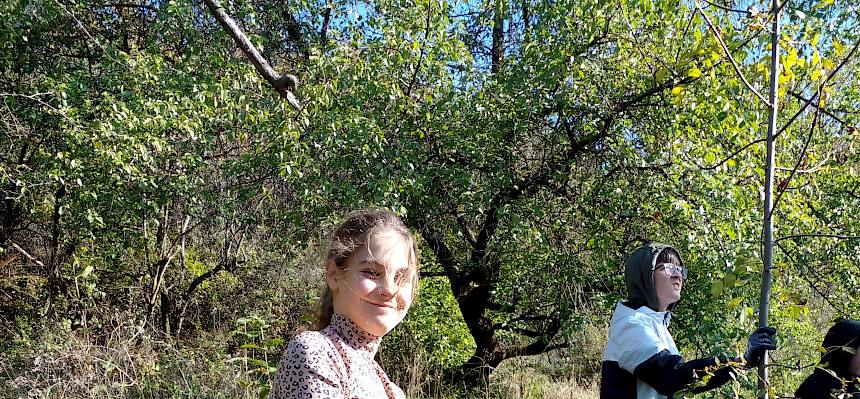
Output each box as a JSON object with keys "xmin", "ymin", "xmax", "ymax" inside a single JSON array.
[{"xmin": 744, "ymin": 326, "xmax": 777, "ymax": 368}]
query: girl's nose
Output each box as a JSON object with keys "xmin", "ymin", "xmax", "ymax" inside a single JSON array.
[{"xmin": 376, "ymin": 274, "xmax": 399, "ymax": 297}]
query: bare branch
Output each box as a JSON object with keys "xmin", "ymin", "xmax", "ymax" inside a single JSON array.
[
  {"xmin": 411, "ymin": 221, "xmax": 462, "ymax": 285},
  {"xmin": 696, "ymin": 3, "xmax": 768, "ymax": 105},
  {"xmin": 53, "ymin": 0, "xmax": 107, "ymax": 54},
  {"xmin": 774, "ymin": 234, "xmax": 860, "ymax": 244},
  {"xmin": 776, "ymin": 242, "xmax": 850, "ymax": 315},
  {"xmin": 787, "ymin": 91, "xmax": 847, "ymax": 126},
  {"xmin": 201, "ymin": 0, "xmax": 302, "ymax": 111},
  {"xmin": 604, "ymin": 162, "xmax": 671, "ymax": 178},
  {"xmin": 185, "ymin": 258, "xmax": 233, "ymax": 298},
  {"xmin": 491, "ymin": 0, "xmax": 504, "ymax": 74},
  {"xmin": 777, "ymin": 37, "xmax": 860, "ymax": 135},
  {"xmin": 407, "ymin": 0, "xmax": 432, "ymax": 97},
  {"xmin": 103, "ymin": 3, "xmax": 157, "ymax": 11},
  {"xmin": 701, "ymin": 0, "xmax": 751, "ymax": 14},
  {"xmin": 456, "ymin": 213, "xmax": 478, "ymax": 247},
  {"xmin": 9, "ymin": 242, "xmax": 45, "ymax": 268},
  {"xmin": 771, "ymin": 97, "xmax": 819, "ymax": 213}
]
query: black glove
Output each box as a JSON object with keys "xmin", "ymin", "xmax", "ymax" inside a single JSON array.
[{"xmin": 744, "ymin": 326, "xmax": 777, "ymax": 368}]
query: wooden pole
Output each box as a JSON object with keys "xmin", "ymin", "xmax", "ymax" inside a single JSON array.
[{"xmin": 757, "ymin": 0, "xmax": 780, "ymax": 396}]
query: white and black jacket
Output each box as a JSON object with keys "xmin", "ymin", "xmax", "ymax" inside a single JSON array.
[{"xmin": 600, "ymin": 302, "xmax": 737, "ymax": 399}]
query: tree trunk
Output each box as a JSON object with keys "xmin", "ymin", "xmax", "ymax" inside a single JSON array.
[
  {"xmin": 320, "ymin": 4, "xmax": 332, "ymax": 50},
  {"xmin": 522, "ymin": 0, "xmax": 530, "ymax": 44},
  {"xmin": 491, "ymin": 0, "xmax": 504, "ymax": 74}
]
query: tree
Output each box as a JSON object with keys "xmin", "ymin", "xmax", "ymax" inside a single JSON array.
[{"xmin": 3, "ymin": 0, "xmax": 860, "ymax": 396}]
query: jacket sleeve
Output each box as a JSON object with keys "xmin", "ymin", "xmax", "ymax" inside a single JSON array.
[
  {"xmin": 612, "ymin": 315, "xmax": 672, "ymax": 373},
  {"xmin": 270, "ymin": 333, "xmax": 347, "ymax": 399},
  {"xmin": 633, "ymin": 350, "xmax": 739, "ymax": 396}
]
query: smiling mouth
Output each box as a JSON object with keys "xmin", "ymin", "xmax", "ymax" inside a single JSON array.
[{"xmin": 365, "ymin": 299, "xmax": 398, "ymax": 309}]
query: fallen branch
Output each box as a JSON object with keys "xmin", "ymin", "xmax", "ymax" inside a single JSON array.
[{"xmin": 10, "ymin": 242, "xmax": 45, "ymax": 268}]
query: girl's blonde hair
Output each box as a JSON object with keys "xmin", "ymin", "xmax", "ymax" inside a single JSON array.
[{"xmin": 314, "ymin": 209, "xmax": 419, "ymax": 330}]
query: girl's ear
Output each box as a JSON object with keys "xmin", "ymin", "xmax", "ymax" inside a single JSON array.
[{"xmin": 325, "ymin": 259, "xmax": 340, "ymax": 291}]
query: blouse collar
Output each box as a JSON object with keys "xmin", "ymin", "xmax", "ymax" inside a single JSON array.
[{"xmin": 327, "ymin": 313, "xmax": 382, "ymax": 356}]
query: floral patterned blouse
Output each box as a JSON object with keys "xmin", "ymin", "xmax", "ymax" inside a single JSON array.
[{"xmin": 270, "ymin": 313, "xmax": 405, "ymax": 399}]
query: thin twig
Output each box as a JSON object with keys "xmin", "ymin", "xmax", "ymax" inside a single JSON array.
[
  {"xmin": 675, "ymin": 10, "xmax": 697, "ymax": 64},
  {"xmin": 776, "ymin": 241, "xmax": 849, "ymax": 315},
  {"xmin": 777, "ymin": 37, "xmax": 860, "ymax": 136},
  {"xmin": 407, "ymin": 0, "xmax": 432, "ymax": 98},
  {"xmin": 699, "ymin": 36, "xmax": 860, "ymax": 171},
  {"xmin": 767, "ymin": 361, "xmax": 818, "ymax": 370},
  {"xmin": 771, "ymin": 95, "xmax": 819, "ymax": 213},
  {"xmin": 696, "ymin": 2, "xmax": 768, "ymax": 105},
  {"xmin": 702, "ymin": 0, "xmax": 751, "ymax": 14},
  {"xmin": 10, "ymin": 242, "xmax": 45, "ymax": 268},
  {"xmin": 53, "ymin": 0, "xmax": 107, "ymax": 54},
  {"xmin": 774, "ymin": 234, "xmax": 860, "ymax": 244},
  {"xmin": 103, "ymin": 3, "xmax": 157, "ymax": 11},
  {"xmin": 697, "ymin": 137, "xmax": 767, "ymax": 170},
  {"xmin": 787, "ymin": 91, "xmax": 847, "ymax": 125}
]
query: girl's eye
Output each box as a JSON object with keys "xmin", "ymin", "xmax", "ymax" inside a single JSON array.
[{"xmin": 362, "ymin": 269, "xmax": 382, "ymax": 279}]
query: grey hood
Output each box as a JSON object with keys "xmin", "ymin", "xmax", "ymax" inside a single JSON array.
[{"xmin": 624, "ymin": 242, "xmax": 685, "ymax": 312}]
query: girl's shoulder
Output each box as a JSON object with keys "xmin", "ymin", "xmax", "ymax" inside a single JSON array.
[{"xmin": 286, "ymin": 330, "xmax": 337, "ymax": 356}]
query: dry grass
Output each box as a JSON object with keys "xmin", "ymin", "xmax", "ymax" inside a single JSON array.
[
  {"xmin": 2, "ymin": 321, "xmax": 604, "ymax": 399},
  {"xmin": 374, "ymin": 321, "xmax": 606, "ymax": 399},
  {"xmin": 1, "ymin": 318, "xmax": 269, "ymax": 399},
  {"xmin": 492, "ymin": 369, "xmax": 599, "ymax": 399}
]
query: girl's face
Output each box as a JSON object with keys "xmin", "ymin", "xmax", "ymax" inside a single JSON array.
[
  {"xmin": 652, "ymin": 263, "xmax": 683, "ymax": 312},
  {"xmin": 327, "ymin": 230, "xmax": 415, "ymax": 337}
]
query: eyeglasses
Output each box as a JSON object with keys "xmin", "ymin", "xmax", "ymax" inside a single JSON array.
[{"xmin": 654, "ymin": 263, "xmax": 688, "ymax": 279}]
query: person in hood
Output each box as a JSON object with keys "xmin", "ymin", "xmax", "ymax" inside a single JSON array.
[
  {"xmin": 795, "ymin": 319, "xmax": 860, "ymax": 399},
  {"xmin": 600, "ymin": 242, "xmax": 778, "ymax": 399}
]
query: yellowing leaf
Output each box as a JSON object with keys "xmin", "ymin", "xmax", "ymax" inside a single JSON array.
[
  {"xmin": 811, "ymin": 68, "xmax": 822, "ymax": 80},
  {"xmin": 687, "ymin": 67, "xmax": 702, "ymax": 78},
  {"xmin": 728, "ymin": 297, "xmax": 744, "ymax": 310},
  {"xmin": 705, "ymin": 152, "xmax": 716, "ymax": 163},
  {"xmin": 834, "ymin": 40, "xmax": 845, "ymax": 56}
]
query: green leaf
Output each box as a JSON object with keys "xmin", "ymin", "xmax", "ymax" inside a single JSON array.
[{"xmin": 711, "ymin": 280, "xmax": 724, "ymax": 297}]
